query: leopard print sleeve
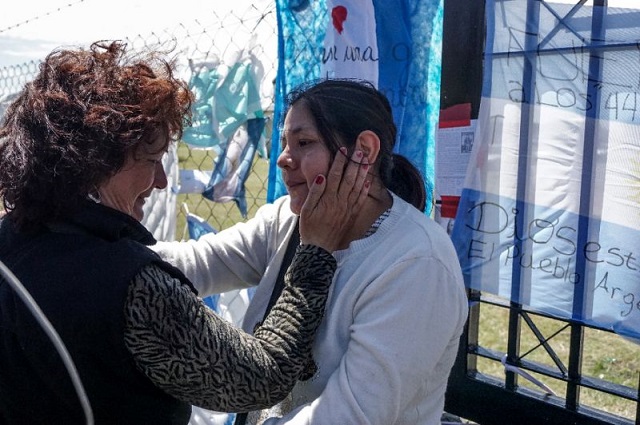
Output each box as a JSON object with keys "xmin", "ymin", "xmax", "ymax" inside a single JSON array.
[{"xmin": 124, "ymin": 244, "xmax": 335, "ymax": 412}]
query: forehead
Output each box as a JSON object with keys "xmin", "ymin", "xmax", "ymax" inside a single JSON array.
[
  {"xmin": 137, "ymin": 128, "xmax": 170, "ymax": 154},
  {"xmin": 283, "ymin": 102, "xmax": 317, "ymax": 134}
]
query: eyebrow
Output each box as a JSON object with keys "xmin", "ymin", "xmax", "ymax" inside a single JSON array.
[{"xmin": 282, "ymin": 125, "xmax": 315, "ymax": 135}]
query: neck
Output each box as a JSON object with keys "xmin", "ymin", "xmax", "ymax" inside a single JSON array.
[{"xmin": 336, "ymin": 181, "xmax": 392, "ymax": 250}]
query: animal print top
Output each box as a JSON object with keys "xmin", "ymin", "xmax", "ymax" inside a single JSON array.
[{"xmin": 123, "ymin": 244, "xmax": 336, "ymax": 412}]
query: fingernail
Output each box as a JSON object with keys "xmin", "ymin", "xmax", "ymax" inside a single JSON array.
[
  {"xmin": 339, "ymin": 147, "xmax": 347, "ymax": 155},
  {"xmin": 365, "ymin": 180, "xmax": 371, "ymax": 189},
  {"xmin": 315, "ymin": 175, "xmax": 325, "ymax": 185},
  {"xmin": 363, "ymin": 163, "xmax": 369, "ymax": 171},
  {"xmin": 355, "ymin": 150, "xmax": 363, "ymax": 158}
]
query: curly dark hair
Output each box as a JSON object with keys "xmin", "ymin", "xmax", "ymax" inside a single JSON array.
[{"xmin": 0, "ymin": 40, "xmax": 194, "ymax": 230}]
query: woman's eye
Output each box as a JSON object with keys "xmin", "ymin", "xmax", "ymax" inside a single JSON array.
[{"xmin": 280, "ymin": 138, "xmax": 316, "ymax": 152}]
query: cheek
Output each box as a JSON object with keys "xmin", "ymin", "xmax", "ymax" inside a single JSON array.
[
  {"xmin": 301, "ymin": 151, "xmax": 331, "ymax": 182},
  {"xmin": 140, "ymin": 165, "xmax": 159, "ymax": 187}
]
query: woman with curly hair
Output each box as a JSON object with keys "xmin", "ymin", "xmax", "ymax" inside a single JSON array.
[{"xmin": 0, "ymin": 41, "xmax": 369, "ymax": 424}]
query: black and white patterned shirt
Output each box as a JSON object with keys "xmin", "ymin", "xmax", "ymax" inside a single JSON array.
[{"xmin": 123, "ymin": 244, "xmax": 336, "ymax": 412}]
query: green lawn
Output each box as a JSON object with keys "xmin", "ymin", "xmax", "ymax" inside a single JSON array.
[{"xmin": 174, "ymin": 141, "xmax": 270, "ymax": 239}]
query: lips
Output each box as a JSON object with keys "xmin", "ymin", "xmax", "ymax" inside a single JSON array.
[{"xmin": 284, "ymin": 180, "xmax": 306, "ymax": 190}]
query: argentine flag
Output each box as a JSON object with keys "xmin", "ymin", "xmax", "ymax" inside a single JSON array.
[
  {"xmin": 451, "ymin": 1, "xmax": 640, "ymax": 341},
  {"xmin": 268, "ymin": 0, "xmax": 443, "ymax": 215}
]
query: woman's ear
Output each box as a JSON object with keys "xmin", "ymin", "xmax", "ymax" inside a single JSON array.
[{"xmin": 355, "ymin": 130, "xmax": 381, "ymax": 164}]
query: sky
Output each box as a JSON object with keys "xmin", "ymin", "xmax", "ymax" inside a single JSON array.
[
  {"xmin": 0, "ymin": 0, "xmax": 268, "ymax": 67},
  {"xmin": 1, "ymin": 0, "xmax": 639, "ymax": 68}
]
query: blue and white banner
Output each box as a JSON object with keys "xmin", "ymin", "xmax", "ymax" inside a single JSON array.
[
  {"xmin": 202, "ymin": 118, "xmax": 265, "ymax": 218},
  {"xmin": 451, "ymin": 1, "xmax": 640, "ymax": 340},
  {"xmin": 181, "ymin": 53, "xmax": 265, "ymax": 218},
  {"xmin": 268, "ymin": 0, "xmax": 443, "ymax": 214}
]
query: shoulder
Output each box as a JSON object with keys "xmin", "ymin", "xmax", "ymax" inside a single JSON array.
[
  {"xmin": 379, "ymin": 194, "xmax": 463, "ymax": 272},
  {"xmin": 195, "ymin": 195, "xmax": 295, "ymax": 246},
  {"xmin": 256, "ymin": 195, "xmax": 296, "ymax": 226},
  {"xmin": 389, "ymin": 194, "xmax": 453, "ymax": 248},
  {"xmin": 248, "ymin": 195, "xmax": 297, "ymax": 245},
  {"xmin": 367, "ymin": 198, "xmax": 467, "ymax": 306}
]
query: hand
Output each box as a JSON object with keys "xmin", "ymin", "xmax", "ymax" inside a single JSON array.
[{"xmin": 298, "ymin": 148, "xmax": 370, "ymax": 251}]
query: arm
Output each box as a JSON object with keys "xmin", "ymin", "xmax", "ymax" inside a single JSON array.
[
  {"xmin": 124, "ymin": 246, "xmax": 334, "ymax": 412},
  {"xmin": 263, "ymin": 256, "xmax": 468, "ymax": 425},
  {"xmin": 152, "ymin": 201, "xmax": 284, "ymax": 295}
]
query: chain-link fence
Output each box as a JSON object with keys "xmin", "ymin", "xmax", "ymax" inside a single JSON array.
[{"xmin": 0, "ymin": 2, "xmax": 279, "ymax": 238}]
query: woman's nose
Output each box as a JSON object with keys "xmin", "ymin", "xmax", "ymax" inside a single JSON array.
[
  {"xmin": 154, "ymin": 161, "xmax": 168, "ymax": 189},
  {"xmin": 276, "ymin": 147, "xmax": 294, "ymax": 169}
]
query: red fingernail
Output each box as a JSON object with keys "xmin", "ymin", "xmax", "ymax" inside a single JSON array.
[{"xmin": 315, "ymin": 175, "xmax": 325, "ymax": 185}]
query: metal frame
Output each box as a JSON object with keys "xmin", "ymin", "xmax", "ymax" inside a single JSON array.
[{"xmin": 446, "ymin": 290, "xmax": 639, "ymax": 424}]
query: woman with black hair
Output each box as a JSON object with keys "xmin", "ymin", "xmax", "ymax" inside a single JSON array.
[{"xmin": 155, "ymin": 79, "xmax": 468, "ymax": 425}]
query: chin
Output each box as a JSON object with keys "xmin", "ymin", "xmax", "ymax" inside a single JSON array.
[{"xmin": 287, "ymin": 187, "xmax": 307, "ymax": 216}]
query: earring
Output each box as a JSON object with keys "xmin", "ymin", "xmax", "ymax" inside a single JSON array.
[{"xmin": 87, "ymin": 189, "xmax": 101, "ymax": 204}]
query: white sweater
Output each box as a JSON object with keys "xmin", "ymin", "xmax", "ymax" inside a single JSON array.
[{"xmin": 154, "ymin": 193, "xmax": 468, "ymax": 425}]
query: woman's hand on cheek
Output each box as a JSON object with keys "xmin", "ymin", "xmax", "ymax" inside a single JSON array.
[{"xmin": 298, "ymin": 147, "xmax": 370, "ymax": 251}]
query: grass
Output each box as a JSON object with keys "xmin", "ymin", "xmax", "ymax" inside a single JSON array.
[{"xmin": 174, "ymin": 141, "xmax": 270, "ymax": 239}]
